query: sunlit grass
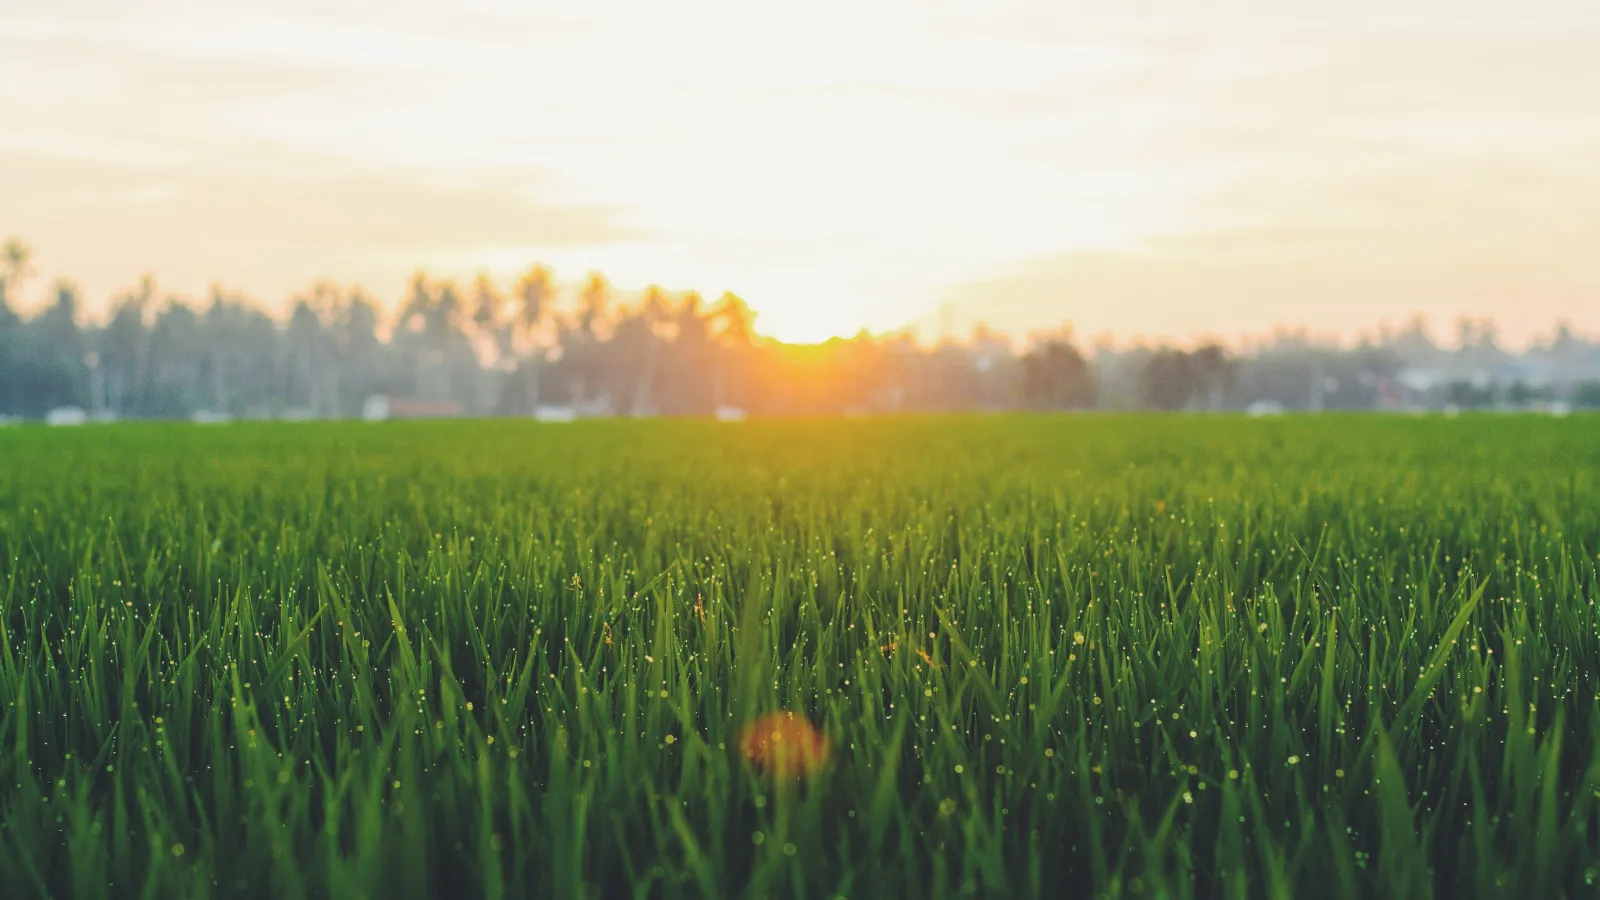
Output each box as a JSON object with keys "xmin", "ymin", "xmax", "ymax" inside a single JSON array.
[{"xmin": 1, "ymin": 415, "xmax": 1598, "ymax": 898}]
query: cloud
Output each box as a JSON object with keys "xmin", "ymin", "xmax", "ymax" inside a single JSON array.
[
  {"xmin": 5, "ymin": 0, "xmax": 1600, "ymax": 341},
  {"xmin": 943, "ymin": 156, "xmax": 1600, "ymax": 347},
  {"xmin": 1, "ymin": 149, "xmax": 641, "ymax": 312},
  {"xmin": 927, "ymin": 11, "xmax": 1600, "ymax": 345}
]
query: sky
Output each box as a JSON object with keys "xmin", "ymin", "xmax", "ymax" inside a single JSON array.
[{"xmin": 3, "ymin": 0, "xmax": 1599, "ymax": 345}]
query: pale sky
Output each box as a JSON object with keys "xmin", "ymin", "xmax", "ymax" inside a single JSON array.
[{"xmin": 3, "ymin": 0, "xmax": 1599, "ymax": 344}]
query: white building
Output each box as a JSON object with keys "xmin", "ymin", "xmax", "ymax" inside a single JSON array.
[
  {"xmin": 362, "ymin": 394, "xmax": 391, "ymax": 422},
  {"xmin": 46, "ymin": 406, "xmax": 88, "ymax": 426},
  {"xmin": 535, "ymin": 405, "xmax": 578, "ymax": 422}
]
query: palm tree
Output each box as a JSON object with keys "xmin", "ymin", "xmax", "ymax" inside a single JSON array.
[
  {"xmin": 30, "ymin": 279, "xmax": 88, "ymax": 411},
  {"xmin": 336, "ymin": 289, "xmax": 384, "ymax": 415},
  {"xmin": 1138, "ymin": 349, "xmax": 1195, "ymax": 411},
  {"xmin": 709, "ymin": 293, "xmax": 757, "ymax": 411},
  {"xmin": 430, "ymin": 282, "xmax": 462, "ymax": 353},
  {"xmin": 576, "ymin": 272, "xmax": 610, "ymax": 337},
  {"xmin": 146, "ymin": 300, "xmax": 204, "ymax": 416},
  {"xmin": 400, "ymin": 272, "xmax": 466, "ymax": 402},
  {"xmin": 102, "ymin": 275, "xmax": 155, "ymax": 416},
  {"xmin": 629, "ymin": 286, "xmax": 671, "ymax": 415},
  {"xmin": 0, "ymin": 238, "xmax": 28, "ymax": 415},
  {"xmin": 1020, "ymin": 338, "xmax": 1096, "ymax": 410},
  {"xmin": 471, "ymin": 273, "xmax": 509, "ymax": 362},
  {"xmin": 512, "ymin": 265, "xmax": 553, "ymax": 413},
  {"xmin": 0, "ymin": 237, "xmax": 33, "ymax": 301},
  {"xmin": 669, "ymin": 291, "xmax": 716, "ymax": 414},
  {"xmin": 1190, "ymin": 343, "xmax": 1234, "ymax": 410},
  {"xmin": 284, "ymin": 298, "xmax": 326, "ymax": 414},
  {"xmin": 563, "ymin": 272, "xmax": 611, "ymax": 410}
]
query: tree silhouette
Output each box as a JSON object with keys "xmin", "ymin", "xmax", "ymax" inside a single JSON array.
[
  {"xmin": 1189, "ymin": 343, "xmax": 1234, "ymax": 410},
  {"xmin": 1138, "ymin": 349, "xmax": 1194, "ymax": 411},
  {"xmin": 1020, "ymin": 339, "xmax": 1096, "ymax": 410},
  {"xmin": 512, "ymin": 265, "xmax": 554, "ymax": 413},
  {"xmin": 0, "ymin": 236, "xmax": 1596, "ymax": 420},
  {"xmin": 0, "ymin": 238, "xmax": 34, "ymax": 300}
]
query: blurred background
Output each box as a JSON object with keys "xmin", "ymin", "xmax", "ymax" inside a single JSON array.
[{"xmin": 3, "ymin": 0, "xmax": 1598, "ymax": 421}]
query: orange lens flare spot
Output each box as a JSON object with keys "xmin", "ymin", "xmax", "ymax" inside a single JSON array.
[{"xmin": 738, "ymin": 712, "xmax": 830, "ymax": 778}]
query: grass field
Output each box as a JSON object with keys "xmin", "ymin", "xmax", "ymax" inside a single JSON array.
[{"xmin": 2, "ymin": 416, "xmax": 1599, "ymax": 899}]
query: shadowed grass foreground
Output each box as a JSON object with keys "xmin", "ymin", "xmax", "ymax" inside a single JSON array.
[{"xmin": 2, "ymin": 416, "xmax": 1599, "ymax": 898}]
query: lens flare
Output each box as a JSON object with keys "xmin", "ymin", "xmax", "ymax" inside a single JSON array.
[{"xmin": 738, "ymin": 712, "xmax": 830, "ymax": 778}]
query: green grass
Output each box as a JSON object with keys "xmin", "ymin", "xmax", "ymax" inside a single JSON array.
[{"xmin": 2, "ymin": 415, "xmax": 1599, "ymax": 899}]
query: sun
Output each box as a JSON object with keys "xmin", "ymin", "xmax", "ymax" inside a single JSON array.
[{"xmin": 745, "ymin": 286, "xmax": 877, "ymax": 345}]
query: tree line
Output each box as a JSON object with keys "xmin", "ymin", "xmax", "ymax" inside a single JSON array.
[
  {"xmin": 2, "ymin": 237, "xmax": 1597, "ymax": 420},
  {"xmin": 0, "ymin": 238, "xmax": 1101, "ymax": 419}
]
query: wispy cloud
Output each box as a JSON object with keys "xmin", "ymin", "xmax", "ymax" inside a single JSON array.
[{"xmin": 4, "ymin": 0, "xmax": 1598, "ymax": 341}]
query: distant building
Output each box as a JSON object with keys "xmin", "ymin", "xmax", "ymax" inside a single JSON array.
[
  {"xmin": 46, "ymin": 406, "xmax": 88, "ymax": 426},
  {"xmin": 361, "ymin": 394, "xmax": 463, "ymax": 421},
  {"xmin": 535, "ymin": 405, "xmax": 578, "ymax": 422},
  {"xmin": 1397, "ymin": 369, "xmax": 1443, "ymax": 393},
  {"xmin": 362, "ymin": 395, "xmax": 390, "ymax": 421}
]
